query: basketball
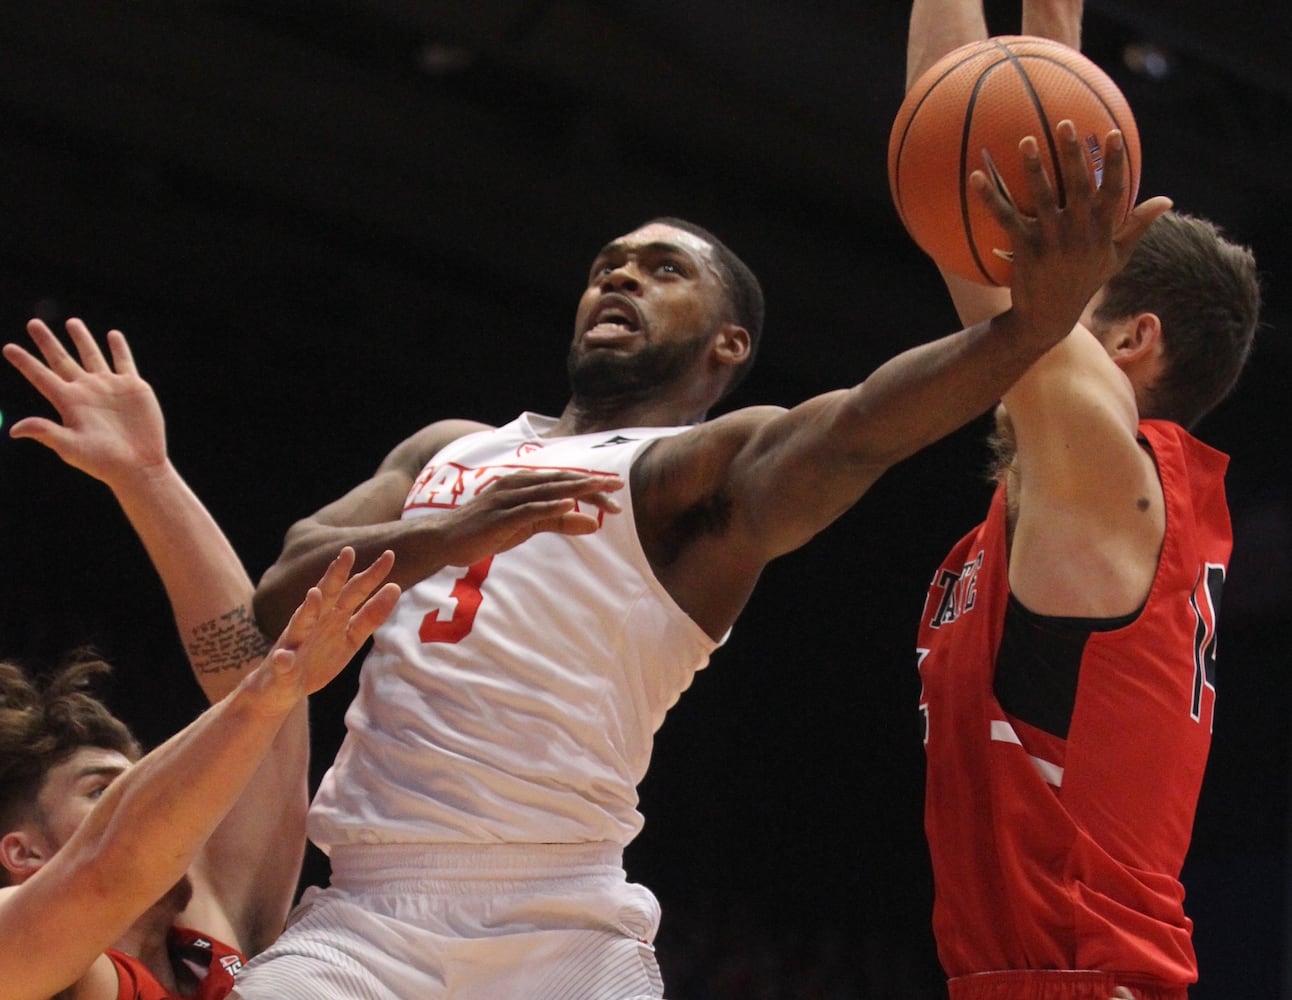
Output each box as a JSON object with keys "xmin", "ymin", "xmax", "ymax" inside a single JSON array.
[{"xmin": 888, "ymin": 36, "xmax": 1140, "ymax": 287}]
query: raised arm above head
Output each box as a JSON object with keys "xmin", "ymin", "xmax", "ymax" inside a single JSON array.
[
  {"xmin": 4, "ymin": 319, "xmax": 267, "ymax": 703},
  {"xmin": 907, "ymin": 0, "xmax": 1083, "ymax": 90},
  {"xmin": 905, "ymin": 0, "xmax": 1086, "ymax": 329},
  {"xmin": 0, "ymin": 550, "xmax": 398, "ymax": 1000},
  {"xmin": 1021, "ymin": 0, "xmax": 1082, "ymax": 49},
  {"xmin": 906, "ymin": 0, "xmax": 989, "ymax": 90},
  {"xmin": 4, "ymin": 319, "xmax": 395, "ymax": 958}
]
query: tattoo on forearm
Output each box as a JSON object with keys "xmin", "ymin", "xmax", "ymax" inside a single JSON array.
[{"xmin": 188, "ymin": 605, "xmax": 271, "ymax": 675}]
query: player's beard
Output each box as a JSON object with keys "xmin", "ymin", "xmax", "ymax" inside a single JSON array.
[{"xmin": 567, "ymin": 330, "xmax": 711, "ymax": 407}]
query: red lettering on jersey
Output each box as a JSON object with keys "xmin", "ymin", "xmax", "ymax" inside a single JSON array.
[
  {"xmin": 420, "ymin": 557, "xmax": 494, "ymax": 643},
  {"xmin": 406, "ymin": 462, "xmax": 618, "ymax": 515},
  {"xmin": 406, "ymin": 463, "xmax": 504, "ymax": 511},
  {"xmin": 407, "ymin": 458, "xmax": 620, "ymax": 643}
]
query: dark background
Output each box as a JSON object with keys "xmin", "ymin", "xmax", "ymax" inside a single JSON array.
[{"xmin": 0, "ymin": 3, "xmax": 1287, "ymax": 996}]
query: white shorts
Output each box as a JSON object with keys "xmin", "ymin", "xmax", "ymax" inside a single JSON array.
[{"xmin": 230, "ymin": 842, "xmax": 664, "ymax": 1000}]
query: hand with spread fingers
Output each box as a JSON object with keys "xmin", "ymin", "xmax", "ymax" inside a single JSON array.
[
  {"xmin": 255, "ymin": 547, "xmax": 401, "ymax": 713},
  {"xmin": 3, "ymin": 318, "xmax": 166, "ymax": 489},
  {"xmin": 434, "ymin": 468, "xmax": 625, "ymax": 568},
  {"xmin": 971, "ymin": 120, "xmax": 1173, "ymax": 347}
]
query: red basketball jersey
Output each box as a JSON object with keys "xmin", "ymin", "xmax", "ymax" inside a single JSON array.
[
  {"xmin": 917, "ymin": 421, "xmax": 1231, "ymax": 986},
  {"xmin": 107, "ymin": 927, "xmax": 245, "ymax": 1000}
]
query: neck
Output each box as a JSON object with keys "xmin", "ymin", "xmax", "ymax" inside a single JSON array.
[{"xmin": 554, "ymin": 394, "xmax": 708, "ymax": 437}]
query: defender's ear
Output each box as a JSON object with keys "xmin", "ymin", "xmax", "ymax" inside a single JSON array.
[
  {"xmin": 712, "ymin": 323, "xmax": 751, "ymax": 368},
  {"xmin": 0, "ymin": 829, "xmax": 48, "ymax": 883},
  {"xmin": 1106, "ymin": 311, "xmax": 1163, "ymax": 365},
  {"xmin": 1103, "ymin": 312, "xmax": 1166, "ymax": 397}
]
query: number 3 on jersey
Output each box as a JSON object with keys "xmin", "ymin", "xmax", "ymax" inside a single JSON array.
[{"xmin": 419, "ymin": 556, "xmax": 494, "ymax": 643}]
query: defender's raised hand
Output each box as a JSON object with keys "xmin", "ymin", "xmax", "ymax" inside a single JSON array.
[
  {"xmin": 253, "ymin": 547, "xmax": 401, "ymax": 713},
  {"xmin": 3, "ymin": 318, "xmax": 165, "ymax": 487}
]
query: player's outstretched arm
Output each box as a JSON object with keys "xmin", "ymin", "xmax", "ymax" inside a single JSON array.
[
  {"xmin": 785, "ymin": 125, "xmax": 1162, "ymax": 514},
  {"xmin": 638, "ymin": 124, "xmax": 1168, "ymax": 639},
  {"xmin": 0, "ymin": 550, "xmax": 398, "ymax": 1000},
  {"xmin": 253, "ymin": 430, "xmax": 624, "ymax": 636},
  {"xmin": 3, "ymin": 319, "xmax": 267, "ymax": 703},
  {"xmin": 4, "ymin": 319, "xmax": 367, "ymax": 955},
  {"xmin": 739, "ymin": 124, "xmax": 1165, "ymax": 546}
]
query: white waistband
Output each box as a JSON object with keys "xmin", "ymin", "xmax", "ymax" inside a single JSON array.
[{"xmin": 328, "ymin": 841, "xmax": 625, "ymax": 892}]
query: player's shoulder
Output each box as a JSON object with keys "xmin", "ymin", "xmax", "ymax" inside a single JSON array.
[
  {"xmin": 710, "ymin": 403, "xmax": 789, "ymax": 429},
  {"xmin": 640, "ymin": 405, "xmax": 783, "ymax": 466},
  {"xmin": 676, "ymin": 404, "xmax": 788, "ymax": 449},
  {"xmin": 376, "ymin": 419, "xmax": 495, "ymax": 477},
  {"xmin": 633, "ymin": 405, "xmax": 787, "ymax": 496}
]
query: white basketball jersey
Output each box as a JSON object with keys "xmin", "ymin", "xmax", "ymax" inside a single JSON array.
[{"xmin": 308, "ymin": 413, "xmax": 722, "ymax": 849}]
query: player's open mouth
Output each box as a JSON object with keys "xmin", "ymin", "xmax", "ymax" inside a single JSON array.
[
  {"xmin": 583, "ymin": 298, "xmax": 642, "ymax": 346},
  {"xmin": 587, "ymin": 296, "xmax": 641, "ymax": 332},
  {"xmin": 583, "ymin": 321, "xmax": 640, "ymax": 347}
]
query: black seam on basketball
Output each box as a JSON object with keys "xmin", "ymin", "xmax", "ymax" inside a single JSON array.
[
  {"xmin": 998, "ymin": 52, "xmax": 1137, "ymax": 217},
  {"xmin": 993, "ymin": 40, "xmax": 1065, "ymax": 211},
  {"xmin": 961, "ymin": 52, "xmax": 1013, "ymax": 285},
  {"xmin": 897, "ymin": 38, "xmax": 1135, "ymax": 281},
  {"xmin": 893, "ymin": 49, "xmax": 1003, "ymax": 228}
]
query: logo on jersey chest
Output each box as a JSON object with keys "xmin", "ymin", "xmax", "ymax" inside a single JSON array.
[
  {"xmin": 405, "ymin": 460, "xmax": 617, "ymax": 513},
  {"xmin": 592, "ymin": 434, "xmax": 638, "ymax": 448},
  {"xmin": 406, "ymin": 462, "xmax": 496, "ymax": 510},
  {"xmin": 925, "ymin": 550, "xmax": 984, "ymax": 629}
]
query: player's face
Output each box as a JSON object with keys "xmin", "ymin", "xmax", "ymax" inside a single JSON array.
[
  {"xmin": 24, "ymin": 746, "xmax": 195, "ymax": 918},
  {"xmin": 34, "ymin": 746, "xmax": 132, "ymax": 852},
  {"xmin": 569, "ymin": 224, "xmax": 730, "ymax": 400}
]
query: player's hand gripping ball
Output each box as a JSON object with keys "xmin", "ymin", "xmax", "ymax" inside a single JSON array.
[{"xmin": 888, "ymin": 35, "xmax": 1140, "ymax": 286}]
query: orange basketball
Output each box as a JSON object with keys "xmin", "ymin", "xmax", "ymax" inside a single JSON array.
[{"xmin": 888, "ymin": 36, "xmax": 1140, "ymax": 286}]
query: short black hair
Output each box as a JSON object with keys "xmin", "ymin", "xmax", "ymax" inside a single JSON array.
[{"xmin": 646, "ymin": 217, "xmax": 765, "ymax": 399}]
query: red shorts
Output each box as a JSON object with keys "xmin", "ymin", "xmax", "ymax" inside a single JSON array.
[{"xmin": 949, "ymin": 970, "xmax": 1188, "ymax": 1000}]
